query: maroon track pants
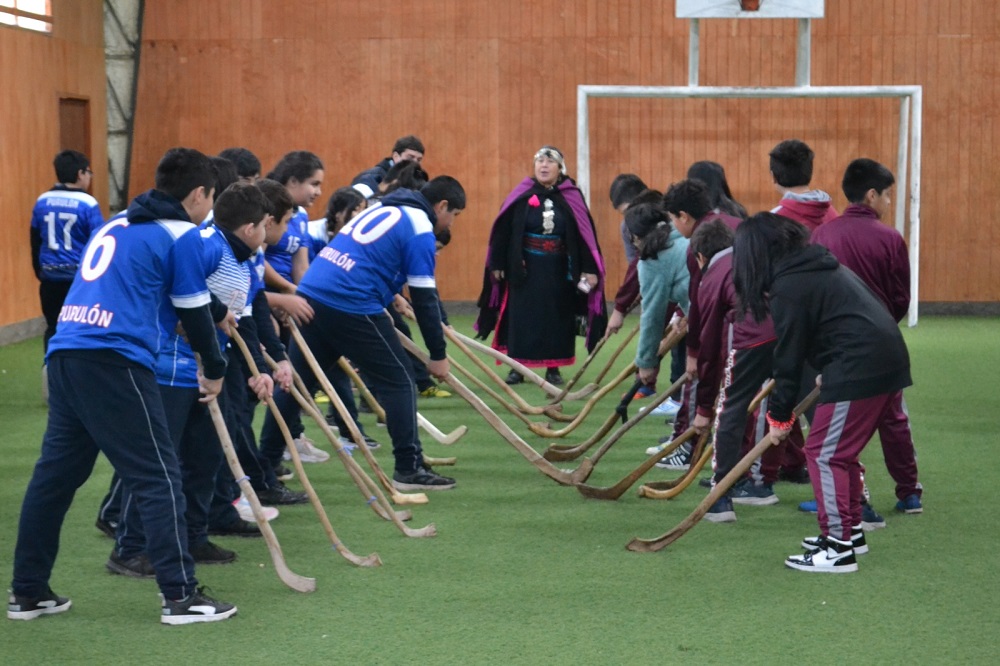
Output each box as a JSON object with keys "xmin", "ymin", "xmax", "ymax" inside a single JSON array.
[{"xmin": 808, "ymin": 392, "xmax": 897, "ymax": 541}]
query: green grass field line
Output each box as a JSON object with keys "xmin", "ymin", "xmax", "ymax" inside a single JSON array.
[{"xmin": 2, "ymin": 316, "xmax": 998, "ymax": 663}]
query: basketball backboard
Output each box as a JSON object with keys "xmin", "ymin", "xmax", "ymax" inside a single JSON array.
[{"xmin": 676, "ymin": 0, "xmax": 824, "ymax": 19}]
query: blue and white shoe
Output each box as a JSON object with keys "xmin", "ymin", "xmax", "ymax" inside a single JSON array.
[
  {"xmin": 642, "ymin": 398, "xmax": 682, "ymax": 420},
  {"xmin": 798, "ymin": 499, "xmax": 818, "ymax": 513}
]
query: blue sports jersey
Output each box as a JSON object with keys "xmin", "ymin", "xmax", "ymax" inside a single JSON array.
[
  {"xmin": 156, "ymin": 225, "xmax": 253, "ymax": 387},
  {"xmin": 264, "ymin": 206, "xmax": 308, "ymax": 282},
  {"xmin": 30, "ymin": 186, "xmax": 105, "ymax": 281},
  {"xmin": 46, "ymin": 190, "xmax": 212, "ymax": 370},
  {"xmin": 297, "ymin": 191, "xmax": 438, "ymax": 315},
  {"xmin": 249, "ymin": 248, "xmax": 266, "ymax": 300},
  {"xmin": 306, "ymin": 217, "xmax": 329, "ymax": 257}
]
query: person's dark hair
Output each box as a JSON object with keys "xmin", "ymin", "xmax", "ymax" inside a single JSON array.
[
  {"xmin": 392, "ymin": 135, "xmax": 425, "ymax": 157},
  {"xmin": 381, "ymin": 160, "xmax": 429, "ymax": 193},
  {"xmin": 690, "ymin": 218, "xmax": 735, "ymax": 264},
  {"xmin": 733, "ymin": 212, "xmax": 811, "ymax": 323},
  {"xmin": 266, "ymin": 150, "xmax": 324, "ymax": 185},
  {"xmin": 210, "ymin": 156, "xmax": 240, "ymax": 197},
  {"xmin": 625, "ymin": 203, "xmax": 676, "ymax": 261},
  {"xmin": 54, "ymin": 150, "xmax": 90, "ymax": 184},
  {"xmin": 609, "ymin": 173, "xmax": 648, "ymax": 209},
  {"xmin": 421, "ymin": 175, "xmax": 466, "ymax": 211},
  {"xmin": 630, "ymin": 188, "xmax": 664, "ymax": 209},
  {"xmin": 154, "ymin": 147, "xmax": 217, "ymax": 203},
  {"xmin": 255, "ymin": 178, "xmax": 295, "ymax": 222},
  {"xmin": 769, "ymin": 139, "xmax": 815, "ymax": 188},
  {"xmin": 662, "ymin": 179, "xmax": 713, "ymax": 221},
  {"xmin": 841, "ymin": 158, "xmax": 895, "ymax": 204},
  {"xmin": 686, "ymin": 161, "xmax": 747, "ymax": 219},
  {"xmin": 325, "ymin": 187, "xmax": 366, "ymax": 229},
  {"xmin": 218, "ymin": 147, "xmax": 261, "ymax": 179},
  {"xmin": 436, "ymin": 228, "xmax": 452, "ymax": 248},
  {"xmin": 213, "ymin": 182, "xmax": 268, "ymax": 233}
]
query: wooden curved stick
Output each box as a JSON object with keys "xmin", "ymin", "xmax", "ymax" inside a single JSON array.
[
  {"xmin": 231, "ymin": 336, "xmax": 381, "ymax": 567},
  {"xmin": 449, "ymin": 329, "xmax": 595, "ymax": 399},
  {"xmin": 338, "ymin": 358, "xmax": 386, "ymax": 421},
  {"xmin": 196, "ymin": 353, "xmax": 316, "ymax": 592},
  {"xmin": 544, "ymin": 371, "xmax": 688, "ymax": 462},
  {"xmin": 627, "ymin": 388, "xmax": 819, "ymax": 552},
  {"xmin": 340, "ymin": 355, "xmax": 467, "ymax": 445},
  {"xmin": 423, "ymin": 455, "xmax": 456, "ymax": 466},
  {"xmin": 575, "ymin": 379, "xmax": 776, "ymax": 500},
  {"xmin": 637, "ymin": 439, "xmax": 713, "ymax": 499},
  {"xmin": 549, "ymin": 322, "xmax": 640, "ymax": 405},
  {"xmin": 264, "ymin": 351, "xmax": 409, "ymax": 525},
  {"xmin": 576, "ymin": 427, "xmax": 699, "ymax": 500},
  {"xmin": 266, "ymin": 347, "xmax": 423, "ymax": 527},
  {"xmin": 447, "ymin": 354, "xmax": 538, "ymax": 428},
  {"xmin": 288, "ymin": 320, "xmax": 428, "ymax": 506},
  {"xmin": 529, "ymin": 325, "xmax": 685, "ymax": 438},
  {"xmin": 560, "ymin": 373, "xmax": 693, "ymax": 484},
  {"xmin": 417, "ymin": 413, "xmax": 467, "ymax": 446},
  {"xmin": 444, "ymin": 327, "xmax": 572, "ymax": 421},
  {"xmin": 541, "ymin": 411, "xmax": 620, "ymax": 462},
  {"xmin": 398, "ymin": 332, "xmax": 591, "ymax": 486},
  {"xmin": 285, "ymin": 374, "xmax": 436, "ymax": 538}
]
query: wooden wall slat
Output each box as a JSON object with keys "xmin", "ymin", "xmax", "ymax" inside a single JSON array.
[
  {"xmin": 0, "ymin": 0, "xmax": 107, "ymax": 328},
  {"xmin": 117, "ymin": 0, "xmax": 1000, "ymax": 312}
]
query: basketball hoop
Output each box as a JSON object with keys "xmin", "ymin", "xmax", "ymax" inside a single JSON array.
[{"xmin": 739, "ymin": 0, "xmax": 762, "ymax": 9}]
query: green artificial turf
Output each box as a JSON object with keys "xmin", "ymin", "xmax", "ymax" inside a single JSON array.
[{"xmin": 2, "ymin": 316, "xmax": 998, "ymax": 664}]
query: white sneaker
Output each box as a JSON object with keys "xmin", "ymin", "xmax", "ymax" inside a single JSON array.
[
  {"xmin": 234, "ymin": 494, "xmax": 279, "ymax": 522},
  {"xmin": 645, "ymin": 439, "xmax": 672, "ymax": 456},
  {"xmin": 641, "ymin": 398, "xmax": 681, "ymax": 420},
  {"xmin": 785, "ymin": 536, "xmax": 858, "ymax": 573},
  {"xmin": 282, "ymin": 436, "xmax": 330, "ymax": 463}
]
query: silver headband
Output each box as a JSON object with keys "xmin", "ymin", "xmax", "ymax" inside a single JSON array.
[{"xmin": 533, "ymin": 147, "xmax": 566, "ymax": 175}]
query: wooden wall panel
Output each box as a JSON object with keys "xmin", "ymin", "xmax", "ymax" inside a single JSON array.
[
  {"xmin": 0, "ymin": 0, "xmax": 108, "ymax": 328},
  {"xmin": 128, "ymin": 0, "xmax": 999, "ymax": 305}
]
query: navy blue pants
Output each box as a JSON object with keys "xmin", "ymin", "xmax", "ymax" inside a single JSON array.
[
  {"xmin": 118, "ymin": 384, "xmax": 224, "ymax": 556},
  {"xmin": 260, "ymin": 301, "xmax": 423, "ymax": 473},
  {"xmin": 12, "ymin": 352, "xmax": 197, "ymax": 599}
]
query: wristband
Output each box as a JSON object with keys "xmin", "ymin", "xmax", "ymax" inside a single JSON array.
[{"xmin": 766, "ymin": 413, "xmax": 795, "ymax": 430}]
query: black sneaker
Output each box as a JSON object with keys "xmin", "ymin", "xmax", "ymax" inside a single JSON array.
[
  {"xmin": 256, "ymin": 482, "xmax": 309, "ymax": 506},
  {"xmin": 106, "ymin": 550, "xmax": 156, "ymax": 579},
  {"xmin": 95, "ymin": 517, "xmax": 118, "ymax": 539},
  {"xmin": 504, "ymin": 370, "xmax": 524, "ymax": 385},
  {"xmin": 189, "ymin": 541, "xmax": 237, "ymax": 565},
  {"xmin": 785, "ymin": 535, "xmax": 857, "ymax": 573},
  {"xmin": 7, "ymin": 588, "xmax": 72, "ymax": 620},
  {"xmin": 393, "ymin": 467, "xmax": 456, "ymax": 491},
  {"xmin": 273, "ymin": 464, "xmax": 294, "ymax": 482},
  {"xmin": 544, "ymin": 368, "xmax": 564, "ymax": 385},
  {"xmin": 802, "ymin": 525, "xmax": 868, "ymax": 555},
  {"xmin": 777, "ymin": 467, "xmax": 811, "ymax": 484},
  {"xmin": 209, "ymin": 519, "xmax": 262, "ymax": 538},
  {"xmin": 730, "ymin": 479, "xmax": 779, "ymax": 506},
  {"xmin": 160, "ymin": 586, "xmax": 237, "ymax": 625},
  {"xmin": 699, "ymin": 477, "xmax": 712, "ymax": 488},
  {"xmin": 704, "ymin": 495, "xmax": 736, "ymax": 523},
  {"xmin": 363, "ymin": 434, "xmax": 381, "ymax": 450}
]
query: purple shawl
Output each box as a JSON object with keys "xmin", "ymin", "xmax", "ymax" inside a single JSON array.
[{"xmin": 484, "ymin": 177, "xmax": 606, "ymax": 318}]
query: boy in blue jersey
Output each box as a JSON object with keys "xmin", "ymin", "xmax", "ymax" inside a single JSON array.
[
  {"xmin": 259, "ymin": 176, "xmax": 466, "ymax": 491},
  {"xmin": 109, "ymin": 183, "xmax": 275, "ymax": 574},
  {"xmin": 30, "ymin": 150, "xmax": 105, "ymax": 354},
  {"xmin": 207, "ymin": 179, "xmax": 307, "ymax": 540},
  {"xmin": 9, "ymin": 148, "xmax": 237, "ymax": 625}
]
